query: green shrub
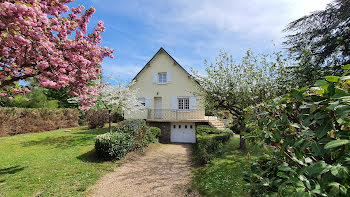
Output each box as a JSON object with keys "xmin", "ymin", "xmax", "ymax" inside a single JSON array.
[
  {"xmin": 113, "ymin": 119, "xmax": 146, "ymax": 135},
  {"xmin": 112, "ymin": 111, "xmax": 124, "ymax": 123},
  {"xmin": 244, "ymin": 69, "xmax": 350, "ymax": 196},
  {"xmin": 95, "ymin": 119, "xmax": 162, "ymax": 160},
  {"xmin": 197, "ymin": 125, "xmax": 224, "ymax": 135},
  {"xmin": 113, "ymin": 119, "xmax": 150, "ymax": 150},
  {"xmin": 95, "ymin": 132, "xmax": 134, "ymax": 159},
  {"xmin": 194, "ymin": 126, "xmax": 233, "ymax": 165},
  {"xmin": 147, "ymin": 127, "xmax": 161, "ymax": 143}
]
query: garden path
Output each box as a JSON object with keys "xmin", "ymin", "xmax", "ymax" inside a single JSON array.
[{"xmin": 89, "ymin": 144, "xmax": 200, "ymax": 197}]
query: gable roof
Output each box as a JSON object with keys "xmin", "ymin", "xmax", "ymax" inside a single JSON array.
[{"xmin": 132, "ymin": 47, "xmax": 199, "ymax": 85}]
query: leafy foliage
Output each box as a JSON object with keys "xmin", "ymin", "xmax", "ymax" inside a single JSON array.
[
  {"xmin": 284, "ymin": 0, "xmax": 350, "ymax": 87},
  {"xmin": 1, "ymin": 87, "xmax": 59, "ymax": 108},
  {"xmin": 44, "ymin": 87, "xmax": 78, "ymax": 108},
  {"xmin": 73, "ymin": 77, "xmax": 141, "ymax": 131},
  {"xmin": 193, "ymin": 125, "xmax": 233, "ymax": 165},
  {"xmin": 95, "ymin": 132, "xmax": 134, "ymax": 160},
  {"xmin": 193, "ymin": 139, "xmax": 264, "ymax": 197},
  {"xmin": 147, "ymin": 127, "xmax": 161, "ymax": 143},
  {"xmin": 191, "ymin": 50, "xmax": 291, "ymax": 148},
  {"xmin": 95, "ymin": 119, "xmax": 154, "ymax": 160},
  {"xmin": 244, "ymin": 66, "xmax": 350, "ymax": 196}
]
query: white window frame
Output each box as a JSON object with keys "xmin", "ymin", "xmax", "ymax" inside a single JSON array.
[
  {"xmin": 178, "ymin": 97, "xmax": 190, "ymax": 110},
  {"xmin": 158, "ymin": 73, "xmax": 167, "ymax": 84}
]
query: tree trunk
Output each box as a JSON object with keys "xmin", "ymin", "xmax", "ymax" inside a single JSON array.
[
  {"xmin": 239, "ymin": 121, "xmax": 247, "ymax": 150},
  {"xmin": 239, "ymin": 134, "xmax": 246, "ymax": 150},
  {"xmin": 108, "ymin": 109, "xmax": 112, "ymax": 132}
]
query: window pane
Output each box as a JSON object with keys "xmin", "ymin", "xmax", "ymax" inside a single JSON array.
[
  {"xmin": 178, "ymin": 98, "xmax": 183, "ymax": 109},
  {"xmin": 158, "ymin": 73, "xmax": 167, "ymax": 83},
  {"xmin": 184, "ymin": 98, "xmax": 189, "ymax": 109}
]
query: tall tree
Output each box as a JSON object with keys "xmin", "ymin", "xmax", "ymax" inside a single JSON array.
[
  {"xmin": 283, "ymin": 0, "xmax": 350, "ymax": 86},
  {"xmin": 192, "ymin": 50, "xmax": 290, "ymax": 149},
  {"xmin": 0, "ymin": 0, "xmax": 114, "ymax": 109}
]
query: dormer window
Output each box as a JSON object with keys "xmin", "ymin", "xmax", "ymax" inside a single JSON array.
[{"xmin": 158, "ymin": 73, "xmax": 167, "ymax": 84}]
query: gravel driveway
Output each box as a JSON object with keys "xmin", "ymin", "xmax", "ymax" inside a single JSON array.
[{"xmin": 89, "ymin": 143, "xmax": 199, "ymax": 197}]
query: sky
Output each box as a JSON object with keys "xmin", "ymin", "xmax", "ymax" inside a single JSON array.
[{"xmin": 68, "ymin": 0, "xmax": 332, "ymax": 82}]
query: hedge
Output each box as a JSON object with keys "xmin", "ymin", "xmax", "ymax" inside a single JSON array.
[
  {"xmin": 194, "ymin": 125, "xmax": 233, "ymax": 165},
  {"xmin": 95, "ymin": 119, "xmax": 161, "ymax": 160},
  {"xmin": 0, "ymin": 107, "xmax": 78, "ymax": 137},
  {"xmin": 95, "ymin": 132, "xmax": 134, "ymax": 159}
]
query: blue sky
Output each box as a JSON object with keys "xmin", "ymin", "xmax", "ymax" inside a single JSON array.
[{"xmin": 68, "ymin": 0, "xmax": 331, "ymax": 82}]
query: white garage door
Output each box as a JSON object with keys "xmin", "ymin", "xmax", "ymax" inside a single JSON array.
[{"xmin": 170, "ymin": 123, "xmax": 196, "ymax": 143}]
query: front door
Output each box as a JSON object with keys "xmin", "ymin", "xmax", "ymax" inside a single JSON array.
[{"xmin": 155, "ymin": 97, "xmax": 162, "ymax": 119}]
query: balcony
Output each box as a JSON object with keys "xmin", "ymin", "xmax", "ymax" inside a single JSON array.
[{"xmin": 146, "ymin": 109, "xmax": 207, "ymax": 122}]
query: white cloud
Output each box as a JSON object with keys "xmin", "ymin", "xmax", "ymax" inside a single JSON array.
[
  {"xmin": 102, "ymin": 62, "xmax": 143, "ymax": 77},
  {"xmin": 92, "ymin": 0, "xmax": 331, "ymax": 41},
  {"xmin": 91, "ymin": 0, "xmax": 333, "ymax": 77}
]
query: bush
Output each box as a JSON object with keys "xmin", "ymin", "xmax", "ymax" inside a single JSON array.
[
  {"xmin": 95, "ymin": 119, "xmax": 155, "ymax": 160},
  {"xmin": 113, "ymin": 119, "xmax": 150, "ymax": 150},
  {"xmin": 95, "ymin": 132, "xmax": 134, "ymax": 159},
  {"xmin": 147, "ymin": 127, "xmax": 161, "ymax": 143},
  {"xmin": 0, "ymin": 107, "xmax": 78, "ymax": 136},
  {"xmin": 112, "ymin": 111, "xmax": 124, "ymax": 123},
  {"xmin": 78, "ymin": 110, "xmax": 86, "ymax": 126},
  {"xmin": 244, "ymin": 70, "xmax": 350, "ymax": 196},
  {"xmin": 86, "ymin": 109, "xmax": 108, "ymax": 129},
  {"xmin": 194, "ymin": 125, "xmax": 233, "ymax": 165},
  {"xmin": 113, "ymin": 119, "xmax": 146, "ymax": 135},
  {"xmin": 197, "ymin": 125, "xmax": 223, "ymax": 135}
]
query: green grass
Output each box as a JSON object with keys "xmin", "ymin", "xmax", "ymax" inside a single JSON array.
[
  {"xmin": 0, "ymin": 126, "xmax": 116, "ymax": 197},
  {"xmin": 193, "ymin": 136, "xmax": 264, "ymax": 197}
]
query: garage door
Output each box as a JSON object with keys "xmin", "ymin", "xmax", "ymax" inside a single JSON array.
[{"xmin": 170, "ymin": 123, "xmax": 196, "ymax": 143}]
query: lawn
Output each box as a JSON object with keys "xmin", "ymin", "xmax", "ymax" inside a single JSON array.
[
  {"xmin": 0, "ymin": 126, "xmax": 116, "ymax": 197},
  {"xmin": 193, "ymin": 136, "xmax": 264, "ymax": 197}
]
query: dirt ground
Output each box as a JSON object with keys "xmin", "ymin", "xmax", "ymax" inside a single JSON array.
[{"xmin": 88, "ymin": 143, "xmax": 202, "ymax": 197}]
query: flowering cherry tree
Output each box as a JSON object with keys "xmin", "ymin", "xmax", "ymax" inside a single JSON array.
[
  {"xmin": 0, "ymin": 0, "xmax": 114, "ymax": 108},
  {"xmin": 94, "ymin": 77, "xmax": 142, "ymax": 132}
]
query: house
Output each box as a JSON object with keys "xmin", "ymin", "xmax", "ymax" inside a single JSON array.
[{"xmin": 125, "ymin": 47, "xmax": 225, "ymax": 143}]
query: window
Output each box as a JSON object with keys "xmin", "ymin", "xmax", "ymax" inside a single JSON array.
[
  {"xmin": 178, "ymin": 98, "xmax": 189, "ymax": 110},
  {"xmin": 179, "ymin": 125, "xmax": 181, "ymax": 128},
  {"xmin": 137, "ymin": 97, "xmax": 146, "ymax": 106},
  {"xmin": 185, "ymin": 125, "xmax": 187, "ymax": 129},
  {"xmin": 158, "ymin": 73, "xmax": 167, "ymax": 83}
]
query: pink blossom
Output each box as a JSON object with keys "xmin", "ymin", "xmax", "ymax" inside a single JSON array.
[{"xmin": 0, "ymin": 0, "xmax": 114, "ymax": 108}]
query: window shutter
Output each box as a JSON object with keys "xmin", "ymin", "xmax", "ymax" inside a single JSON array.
[
  {"xmin": 167, "ymin": 72, "xmax": 172, "ymax": 83},
  {"xmin": 171, "ymin": 96, "xmax": 177, "ymax": 110},
  {"xmin": 153, "ymin": 73, "xmax": 158, "ymax": 84},
  {"xmin": 145, "ymin": 97, "xmax": 152, "ymax": 108},
  {"xmin": 189, "ymin": 96, "xmax": 196, "ymax": 109}
]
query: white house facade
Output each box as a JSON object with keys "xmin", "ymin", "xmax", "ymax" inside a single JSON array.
[{"xmin": 125, "ymin": 48, "xmax": 212, "ymax": 143}]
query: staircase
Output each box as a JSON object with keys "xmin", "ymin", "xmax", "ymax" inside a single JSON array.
[{"xmin": 206, "ymin": 116, "xmax": 227, "ymax": 130}]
